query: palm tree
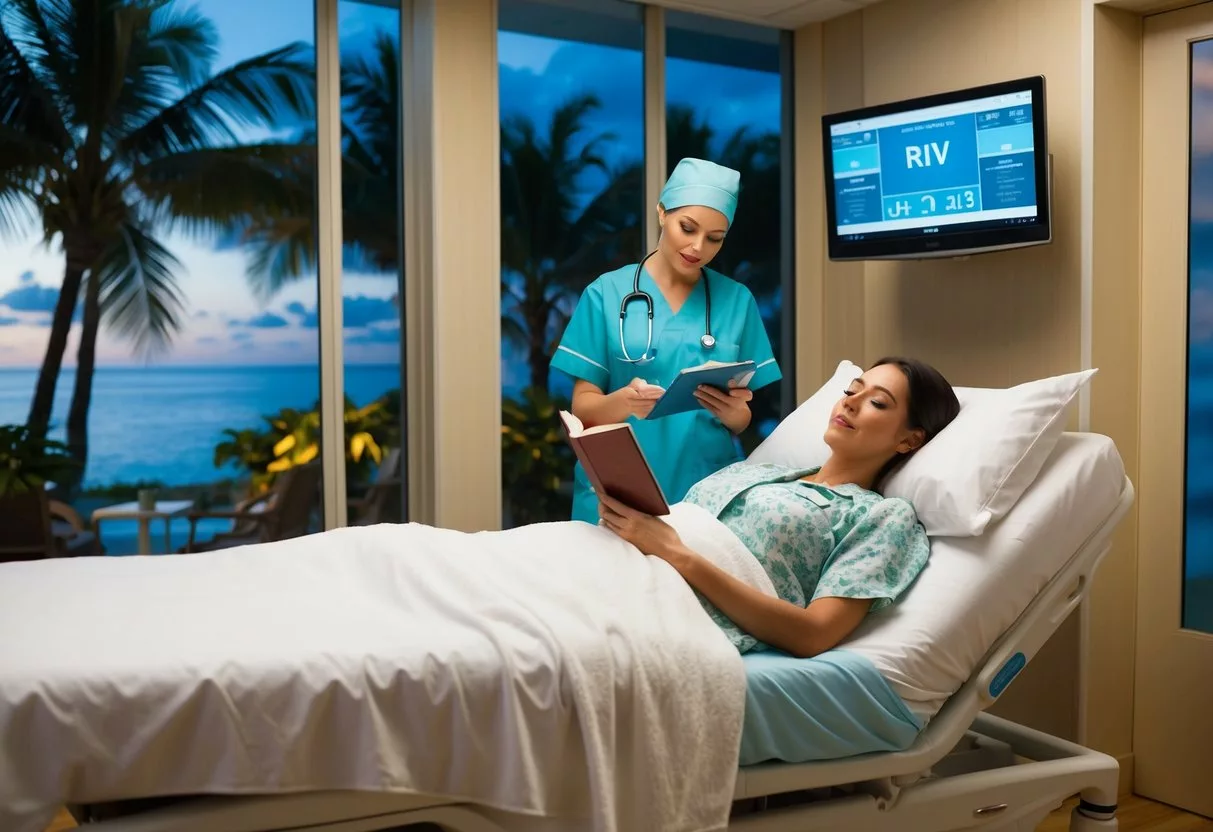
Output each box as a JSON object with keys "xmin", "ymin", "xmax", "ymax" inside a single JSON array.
[
  {"xmin": 0, "ymin": 0, "xmax": 315, "ymax": 490},
  {"xmin": 501, "ymin": 93, "xmax": 647, "ymax": 391}
]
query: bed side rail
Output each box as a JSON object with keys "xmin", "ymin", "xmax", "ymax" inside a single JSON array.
[{"xmin": 972, "ymin": 475, "xmax": 1135, "ymax": 707}]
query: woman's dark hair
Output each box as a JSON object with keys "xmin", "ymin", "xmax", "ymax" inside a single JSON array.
[{"xmin": 869, "ymin": 356, "xmax": 961, "ymax": 486}]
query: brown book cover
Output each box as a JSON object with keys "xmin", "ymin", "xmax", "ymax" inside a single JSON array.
[{"xmin": 558, "ymin": 411, "xmax": 670, "ymax": 516}]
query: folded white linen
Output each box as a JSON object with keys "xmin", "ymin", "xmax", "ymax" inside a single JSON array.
[{"xmin": 0, "ymin": 504, "xmax": 767, "ymax": 832}]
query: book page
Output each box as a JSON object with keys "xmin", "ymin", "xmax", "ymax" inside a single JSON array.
[{"xmin": 559, "ymin": 410, "xmax": 629, "ymax": 437}]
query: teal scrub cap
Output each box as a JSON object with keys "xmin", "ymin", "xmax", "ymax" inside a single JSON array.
[{"xmin": 658, "ymin": 157, "xmax": 741, "ymax": 227}]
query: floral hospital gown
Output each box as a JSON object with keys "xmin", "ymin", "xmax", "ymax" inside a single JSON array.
[{"xmin": 681, "ymin": 461, "xmax": 931, "ymax": 653}]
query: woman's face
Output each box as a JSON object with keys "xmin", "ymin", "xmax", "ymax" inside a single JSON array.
[
  {"xmin": 657, "ymin": 205, "xmax": 728, "ymax": 278},
  {"xmin": 824, "ymin": 363, "xmax": 925, "ymax": 463}
]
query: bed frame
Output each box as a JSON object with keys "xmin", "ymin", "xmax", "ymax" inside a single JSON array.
[{"xmin": 67, "ymin": 475, "xmax": 1135, "ymax": 832}]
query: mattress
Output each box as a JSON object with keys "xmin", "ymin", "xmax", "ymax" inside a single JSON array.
[
  {"xmin": 735, "ymin": 432, "xmax": 1126, "ymax": 765},
  {"xmin": 845, "ymin": 431, "xmax": 1127, "ymax": 721}
]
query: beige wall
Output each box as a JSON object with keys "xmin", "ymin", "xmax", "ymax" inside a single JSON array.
[
  {"xmin": 1085, "ymin": 0, "xmax": 1141, "ymax": 773},
  {"xmin": 797, "ymin": 0, "xmax": 1089, "ymax": 742},
  {"xmin": 796, "ymin": 0, "xmax": 1145, "ymax": 767}
]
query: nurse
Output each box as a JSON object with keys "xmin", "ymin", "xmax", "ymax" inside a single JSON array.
[{"xmin": 550, "ymin": 157, "xmax": 783, "ymax": 524}]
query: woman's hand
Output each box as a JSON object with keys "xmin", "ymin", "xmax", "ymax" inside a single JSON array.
[
  {"xmin": 598, "ymin": 494, "xmax": 688, "ymax": 567},
  {"xmin": 694, "ymin": 379, "xmax": 753, "ymax": 433},
  {"xmin": 610, "ymin": 377, "xmax": 665, "ymax": 420}
]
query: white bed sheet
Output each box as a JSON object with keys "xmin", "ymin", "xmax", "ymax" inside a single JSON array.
[
  {"xmin": 841, "ymin": 432, "xmax": 1126, "ymax": 721},
  {"xmin": 0, "ymin": 505, "xmax": 762, "ymax": 832}
]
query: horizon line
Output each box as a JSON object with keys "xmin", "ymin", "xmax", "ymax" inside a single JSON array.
[{"xmin": 0, "ymin": 361, "xmax": 403, "ymax": 372}]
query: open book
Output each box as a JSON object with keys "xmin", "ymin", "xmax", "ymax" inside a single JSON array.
[
  {"xmin": 645, "ymin": 359, "xmax": 757, "ymax": 421},
  {"xmin": 558, "ymin": 410, "xmax": 670, "ymax": 516}
]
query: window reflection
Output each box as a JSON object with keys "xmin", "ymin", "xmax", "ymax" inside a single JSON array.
[
  {"xmin": 1184, "ymin": 39, "xmax": 1213, "ymax": 633},
  {"xmin": 498, "ymin": 0, "xmax": 644, "ymax": 528},
  {"xmin": 339, "ymin": 0, "xmax": 407, "ymax": 527},
  {"xmin": 665, "ymin": 11, "xmax": 791, "ymax": 452}
]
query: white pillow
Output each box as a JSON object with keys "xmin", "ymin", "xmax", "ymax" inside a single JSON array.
[
  {"xmin": 884, "ymin": 368, "xmax": 1097, "ymax": 536},
  {"xmin": 747, "ymin": 360, "xmax": 1097, "ymax": 537}
]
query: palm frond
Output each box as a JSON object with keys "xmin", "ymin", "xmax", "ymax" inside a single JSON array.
[
  {"xmin": 241, "ymin": 215, "xmax": 317, "ymax": 300},
  {"xmin": 119, "ymin": 42, "xmax": 315, "ymax": 163},
  {"xmin": 135, "ymin": 141, "xmax": 316, "ymax": 239},
  {"xmin": 95, "ymin": 222, "xmax": 187, "ymax": 356},
  {"xmin": 0, "ymin": 1, "xmax": 73, "ymax": 153},
  {"xmin": 145, "ymin": 1, "xmax": 218, "ymax": 88},
  {"xmin": 106, "ymin": 1, "xmax": 221, "ymax": 142}
]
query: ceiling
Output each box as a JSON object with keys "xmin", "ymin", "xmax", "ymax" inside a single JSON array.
[{"xmin": 636, "ymin": 0, "xmax": 885, "ymax": 29}]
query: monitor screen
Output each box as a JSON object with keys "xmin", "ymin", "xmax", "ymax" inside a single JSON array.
[{"xmin": 822, "ymin": 75, "xmax": 1050, "ymax": 260}]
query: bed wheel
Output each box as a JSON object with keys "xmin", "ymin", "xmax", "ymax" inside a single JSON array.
[{"xmin": 1070, "ymin": 802, "xmax": 1119, "ymax": 830}]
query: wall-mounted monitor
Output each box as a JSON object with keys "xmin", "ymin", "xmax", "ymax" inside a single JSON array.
[{"xmin": 821, "ymin": 75, "xmax": 1052, "ymax": 261}]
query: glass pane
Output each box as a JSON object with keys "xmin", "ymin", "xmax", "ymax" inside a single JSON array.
[
  {"xmin": 498, "ymin": 0, "xmax": 644, "ymax": 528},
  {"xmin": 0, "ymin": 0, "xmax": 322, "ymax": 556},
  {"xmin": 339, "ymin": 0, "xmax": 406, "ymax": 526},
  {"xmin": 665, "ymin": 11, "xmax": 790, "ymax": 453},
  {"xmin": 1185, "ymin": 39, "xmax": 1213, "ymax": 633}
]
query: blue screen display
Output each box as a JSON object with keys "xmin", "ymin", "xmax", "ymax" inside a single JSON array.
[{"xmin": 829, "ymin": 90, "xmax": 1039, "ymax": 238}]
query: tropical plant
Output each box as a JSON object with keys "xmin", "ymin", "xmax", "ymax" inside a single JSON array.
[
  {"xmin": 501, "ymin": 387, "xmax": 574, "ymax": 527},
  {"xmin": 0, "ymin": 423, "xmax": 80, "ymax": 497},
  {"xmin": 0, "ymin": 0, "xmax": 316, "ymax": 491},
  {"xmin": 215, "ymin": 393, "xmax": 400, "ymax": 497}
]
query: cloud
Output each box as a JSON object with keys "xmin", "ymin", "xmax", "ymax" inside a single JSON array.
[
  {"xmin": 499, "ymin": 37, "xmax": 644, "ymax": 180},
  {"xmin": 346, "ymin": 322, "xmax": 401, "ymax": 345},
  {"xmin": 232, "ymin": 331, "xmax": 254, "ymax": 342},
  {"xmin": 292, "ymin": 295, "xmax": 398, "ymax": 329},
  {"xmin": 1194, "ymin": 52, "xmax": 1213, "ymax": 91},
  {"xmin": 228, "ymin": 312, "xmax": 290, "ymax": 328},
  {"xmin": 0, "ymin": 283, "xmax": 60, "ymax": 314},
  {"xmin": 0, "ymin": 316, "xmax": 20, "ymax": 326},
  {"xmin": 196, "ymin": 335, "xmax": 220, "ymax": 345}
]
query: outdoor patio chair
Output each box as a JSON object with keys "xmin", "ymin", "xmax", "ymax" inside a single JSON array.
[
  {"xmin": 347, "ymin": 447, "xmax": 403, "ymax": 525},
  {"xmin": 0, "ymin": 489, "xmax": 105, "ymax": 563},
  {"xmin": 179, "ymin": 462, "xmax": 322, "ymax": 553}
]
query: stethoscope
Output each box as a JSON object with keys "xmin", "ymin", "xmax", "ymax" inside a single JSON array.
[{"xmin": 618, "ymin": 250, "xmax": 714, "ymax": 363}]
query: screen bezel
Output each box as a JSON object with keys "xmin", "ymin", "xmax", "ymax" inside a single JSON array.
[{"xmin": 821, "ymin": 75, "xmax": 1051, "ymax": 261}]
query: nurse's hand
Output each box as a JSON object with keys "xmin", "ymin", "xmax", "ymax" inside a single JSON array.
[
  {"xmin": 694, "ymin": 379, "xmax": 753, "ymax": 434},
  {"xmin": 598, "ymin": 494, "xmax": 687, "ymax": 564},
  {"xmin": 612, "ymin": 377, "xmax": 665, "ymax": 420}
]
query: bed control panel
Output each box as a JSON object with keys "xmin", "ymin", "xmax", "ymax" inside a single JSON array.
[{"xmin": 988, "ymin": 651, "xmax": 1027, "ymax": 699}]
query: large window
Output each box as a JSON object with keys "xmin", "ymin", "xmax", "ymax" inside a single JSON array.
[
  {"xmin": 498, "ymin": 0, "xmax": 645, "ymax": 527},
  {"xmin": 338, "ymin": 0, "xmax": 406, "ymax": 526},
  {"xmin": 0, "ymin": 0, "xmax": 403, "ymax": 557},
  {"xmin": 666, "ymin": 11, "xmax": 793, "ymax": 451},
  {"xmin": 1186, "ymin": 39, "xmax": 1213, "ymax": 634}
]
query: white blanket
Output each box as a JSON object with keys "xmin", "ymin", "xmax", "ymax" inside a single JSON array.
[{"xmin": 0, "ymin": 503, "xmax": 764, "ymax": 832}]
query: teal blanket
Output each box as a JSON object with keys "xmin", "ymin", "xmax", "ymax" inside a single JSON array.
[{"xmin": 739, "ymin": 648, "xmax": 924, "ymax": 766}]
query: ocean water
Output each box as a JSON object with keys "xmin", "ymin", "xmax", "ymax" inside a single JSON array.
[{"xmin": 0, "ymin": 364, "xmax": 401, "ymax": 487}]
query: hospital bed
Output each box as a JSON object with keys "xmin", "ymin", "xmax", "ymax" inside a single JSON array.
[{"xmin": 1, "ymin": 429, "xmax": 1131, "ymax": 832}]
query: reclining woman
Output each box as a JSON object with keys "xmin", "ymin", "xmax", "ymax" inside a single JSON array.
[{"xmin": 598, "ymin": 355, "xmax": 960, "ymax": 659}]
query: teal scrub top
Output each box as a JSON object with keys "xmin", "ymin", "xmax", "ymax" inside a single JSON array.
[{"xmin": 550, "ymin": 262, "xmax": 783, "ymax": 524}]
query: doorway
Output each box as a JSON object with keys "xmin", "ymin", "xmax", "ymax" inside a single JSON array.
[{"xmin": 1137, "ymin": 1, "xmax": 1213, "ymax": 818}]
